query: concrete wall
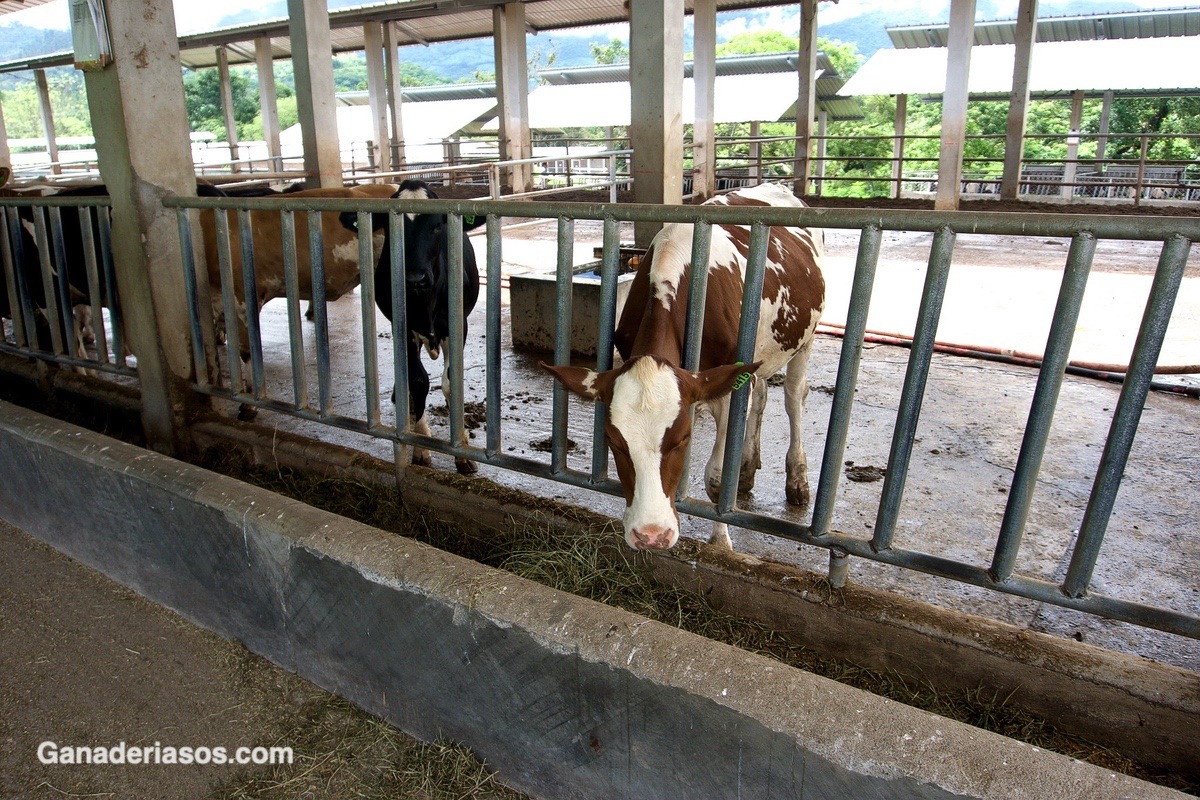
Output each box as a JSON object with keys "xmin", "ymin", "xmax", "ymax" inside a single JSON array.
[{"xmin": 0, "ymin": 400, "xmax": 1188, "ymax": 800}]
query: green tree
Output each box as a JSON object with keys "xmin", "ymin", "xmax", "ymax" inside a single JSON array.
[
  {"xmin": 183, "ymin": 67, "xmax": 258, "ymax": 137},
  {"xmin": 591, "ymin": 38, "xmax": 629, "ymax": 65}
]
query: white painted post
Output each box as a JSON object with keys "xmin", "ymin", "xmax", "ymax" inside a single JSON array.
[
  {"xmin": 892, "ymin": 93, "xmax": 907, "ymax": 199},
  {"xmin": 363, "ymin": 22, "xmax": 390, "ymax": 176},
  {"xmin": 1062, "ymin": 89, "xmax": 1084, "ymax": 199},
  {"xmin": 815, "ymin": 109, "xmax": 827, "ymax": 195},
  {"xmin": 692, "ymin": 0, "xmax": 717, "ymax": 200},
  {"xmin": 793, "ymin": 0, "xmax": 818, "ymax": 196},
  {"xmin": 255, "ymin": 37, "xmax": 282, "ymax": 172},
  {"xmin": 383, "ymin": 22, "xmax": 406, "ymax": 169},
  {"xmin": 935, "ymin": 0, "xmax": 977, "ymax": 211},
  {"xmin": 1001, "ymin": 0, "xmax": 1037, "ymax": 200},
  {"xmin": 1096, "ymin": 90, "xmax": 1113, "ymax": 166},
  {"xmin": 0, "ymin": 95, "xmax": 10, "ymax": 178},
  {"xmin": 493, "ymin": 3, "xmax": 532, "ymax": 193},
  {"xmin": 35, "ymin": 69, "xmax": 61, "ymax": 175},
  {"xmin": 216, "ymin": 46, "xmax": 241, "ymax": 172},
  {"xmin": 287, "ymin": 0, "xmax": 342, "ymax": 188},
  {"xmin": 630, "ymin": 0, "xmax": 684, "ymax": 246}
]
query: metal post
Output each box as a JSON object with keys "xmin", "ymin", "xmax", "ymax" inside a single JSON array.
[
  {"xmin": 590, "ymin": 217, "xmax": 621, "ymax": 483},
  {"xmin": 34, "ymin": 70, "xmax": 60, "ymax": 175},
  {"xmin": 550, "ymin": 216, "xmax": 575, "ymax": 474},
  {"xmin": 1001, "ymin": 0, "xmax": 1037, "ymax": 200},
  {"xmin": 935, "ymin": 0, "xmax": 977, "ymax": 210},
  {"xmin": 892, "ymin": 94, "xmax": 907, "ymax": 199},
  {"xmin": 217, "ymin": 47, "xmax": 241, "ymax": 172}
]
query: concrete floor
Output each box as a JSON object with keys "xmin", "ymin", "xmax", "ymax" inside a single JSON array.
[{"xmin": 216, "ymin": 218, "xmax": 1199, "ymax": 673}]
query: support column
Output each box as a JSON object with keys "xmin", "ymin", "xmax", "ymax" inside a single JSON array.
[
  {"xmin": 255, "ymin": 37, "xmax": 282, "ymax": 171},
  {"xmin": 749, "ymin": 121, "xmax": 761, "ymax": 181},
  {"xmin": 383, "ymin": 22, "xmax": 406, "ymax": 169},
  {"xmin": 692, "ymin": 0, "xmax": 717, "ymax": 200},
  {"xmin": 935, "ymin": 0, "xmax": 977, "ymax": 211},
  {"xmin": 793, "ymin": 0, "xmax": 818, "ymax": 196},
  {"xmin": 80, "ymin": 0, "xmax": 199, "ymax": 453},
  {"xmin": 216, "ymin": 47, "xmax": 241, "ymax": 171},
  {"xmin": 493, "ymin": 3, "xmax": 532, "ymax": 193},
  {"xmin": 34, "ymin": 70, "xmax": 60, "ymax": 175},
  {"xmin": 1096, "ymin": 89, "xmax": 1113, "ymax": 165},
  {"xmin": 1000, "ymin": 0, "xmax": 1037, "ymax": 200},
  {"xmin": 892, "ymin": 93, "xmax": 907, "ymax": 199},
  {"xmin": 630, "ymin": 0, "xmax": 684, "ymax": 246},
  {"xmin": 1061, "ymin": 88, "xmax": 1084, "ymax": 198},
  {"xmin": 288, "ymin": 0, "xmax": 342, "ymax": 188},
  {"xmin": 815, "ymin": 109, "xmax": 827, "ymax": 195},
  {"xmin": 363, "ymin": 22, "xmax": 390, "ymax": 174},
  {"xmin": 0, "ymin": 95, "xmax": 11, "ymax": 178}
]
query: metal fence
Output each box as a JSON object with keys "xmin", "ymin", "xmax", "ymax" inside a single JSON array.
[
  {"xmin": 0, "ymin": 195, "xmax": 134, "ymax": 378},
  {"xmin": 160, "ymin": 191, "xmax": 1200, "ymax": 642}
]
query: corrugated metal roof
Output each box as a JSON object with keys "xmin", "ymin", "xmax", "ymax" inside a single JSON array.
[
  {"xmin": 840, "ymin": 36, "xmax": 1200, "ymax": 99},
  {"xmin": 0, "ymin": 0, "xmax": 56, "ymax": 16},
  {"xmin": 174, "ymin": 0, "xmax": 808, "ymax": 70},
  {"xmin": 888, "ymin": 7, "xmax": 1200, "ymax": 49}
]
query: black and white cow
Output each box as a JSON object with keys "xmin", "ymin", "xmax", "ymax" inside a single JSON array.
[{"xmin": 352, "ymin": 179, "xmax": 484, "ymax": 474}]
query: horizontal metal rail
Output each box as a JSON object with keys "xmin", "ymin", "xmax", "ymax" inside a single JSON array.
[{"xmin": 166, "ymin": 191, "xmax": 1200, "ymax": 642}]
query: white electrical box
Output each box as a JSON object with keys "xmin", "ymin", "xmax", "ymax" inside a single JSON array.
[{"xmin": 70, "ymin": 0, "xmax": 113, "ymax": 71}]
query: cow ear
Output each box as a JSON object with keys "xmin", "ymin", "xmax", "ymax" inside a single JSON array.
[
  {"xmin": 541, "ymin": 363, "xmax": 606, "ymax": 401},
  {"xmin": 338, "ymin": 211, "xmax": 358, "ymax": 232},
  {"xmin": 460, "ymin": 214, "xmax": 487, "ymax": 232},
  {"xmin": 689, "ymin": 361, "xmax": 762, "ymax": 402}
]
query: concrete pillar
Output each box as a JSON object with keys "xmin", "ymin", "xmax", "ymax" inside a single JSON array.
[
  {"xmin": 792, "ymin": 0, "xmax": 818, "ymax": 196},
  {"xmin": 287, "ymin": 0, "xmax": 342, "ymax": 188},
  {"xmin": 691, "ymin": 0, "xmax": 717, "ymax": 200},
  {"xmin": 749, "ymin": 121, "xmax": 761, "ymax": 181},
  {"xmin": 493, "ymin": 3, "xmax": 532, "ymax": 193},
  {"xmin": 1061, "ymin": 88, "xmax": 1084, "ymax": 198},
  {"xmin": 80, "ymin": 0, "xmax": 200, "ymax": 453},
  {"xmin": 1000, "ymin": 0, "xmax": 1037, "ymax": 200},
  {"xmin": 363, "ymin": 22, "xmax": 390, "ymax": 174},
  {"xmin": 254, "ymin": 37, "xmax": 282, "ymax": 171},
  {"xmin": 216, "ymin": 47, "xmax": 241, "ymax": 171},
  {"xmin": 1096, "ymin": 90, "xmax": 1113, "ymax": 165},
  {"xmin": 892, "ymin": 93, "xmax": 907, "ymax": 199},
  {"xmin": 34, "ymin": 70, "xmax": 61, "ymax": 175},
  {"xmin": 630, "ymin": 0, "xmax": 684, "ymax": 246},
  {"xmin": 934, "ymin": 0, "xmax": 976, "ymax": 211},
  {"xmin": 383, "ymin": 22, "xmax": 406, "ymax": 168}
]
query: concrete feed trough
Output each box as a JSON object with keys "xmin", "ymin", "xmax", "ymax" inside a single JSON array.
[{"xmin": 0, "ymin": 400, "xmax": 1189, "ymax": 799}]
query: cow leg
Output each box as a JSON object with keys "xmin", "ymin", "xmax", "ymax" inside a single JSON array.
[
  {"xmin": 710, "ymin": 521, "xmax": 733, "ymax": 550},
  {"xmin": 738, "ymin": 375, "xmax": 768, "ymax": 495},
  {"xmin": 304, "ymin": 301, "xmax": 315, "ymax": 321},
  {"xmin": 408, "ymin": 338, "xmax": 433, "ymax": 467},
  {"xmin": 439, "ymin": 365, "xmax": 477, "ymax": 475},
  {"xmin": 704, "ymin": 395, "xmax": 731, "ymax": 503},
  {"xmin": 235, "ymin": 302, "xmax": 257, "ymax": 421},
  {"xmin": 784, "ymin": 340, "xmax": 814, "ymax": 506}
]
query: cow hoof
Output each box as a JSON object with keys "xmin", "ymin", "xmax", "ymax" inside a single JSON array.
[
  {"xmin": 411, "ymin": 449, "xmax": 432, "ymax": 468},
  {"xmin": 705, "ymin": 477, "xmax": 721, "ymax": 504},
  {"xmin": 455, "ymin": 458, "xmax": 477, "ymax": 475},
  {"xmin": 786, "ymin": 482, "xmax": 811, "ymax": 507},
  {"xmin": 738, "ymin": 464, "xmax": 757, "ymax": 496},
  {"xmin": 237, "ymin": 404, "xmax": 257, "ymax": 421}
]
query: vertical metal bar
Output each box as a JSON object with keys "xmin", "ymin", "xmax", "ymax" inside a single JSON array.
[
  {"xmin": 31, "ymin": 208, "xmax": 66, "ymax": 356},
  {"xmin": 717, "ymin": 220, "xmax": 770, "ymax": 514},
  {"xmin": 990, "ymin": 231, "xmax": 1096, "ymax": 582},
  {"xmin": 95, "ymin": 208, "xmax": 124, "ymax": 369},
  {"xmin": 236, "ymin": 209, "xmax": 266, "ymax": 398},
  {"xmin": 676, "ymin": 219, "xmax": 714, "ymax": 499},
  {"xmin": 389, "ymin": 210, "xmax": 411, "ymax": 468},
  {"xmin": 308, "ymin": 210, "xmax": 333, "ymax": 417},
  {"xmin": 175, "ymin": 208, "xmax": 209, "ymax": 386},
  {"xmin": 485, "ymin": 214, "xmax": 503, "ymax": 459},
  {"xmin": 590, "ymin": 215, "xmax": 621, "ymax": 482},
  {"xmin": 0, "ymin": 207, "xmax": 28, "ymax": 348},
  {"xmin": 279, "ymin": 210, "xmax": 309, "ymax": 410},
  {"xmin": 811, "ymin": 224, "xmax": 882, "ymax": 537},
  {"xmin": 10, "ymin": 206, "xmax": 39, "ymax": 349},
  {"xmin": 77, "ymin": 206, "xmax": 110, "ymax": 366},
  {"xmin": 550, "ymin": 215, "xmax": 575, "ymax": 474},
  {"xmin": 359, "ymin": 210, "xmax": 381, "ymax": 428},
  {"xmin": 1063, "ymin": 234, "xmax": 1191, "ymax": 597},
  {"xmin": 213, "ymin": 209, "xmax": 243, "ymax": 395},
  {"xmin": 47, "ymin": 207, "xmax": 75, "ymax": 356},
  {"xmin": 871, "ymin": 226, "xmax": 956, "ymax": 551},
  {"xmin": 447, "ymin": 213, "xmax": 467, "ymax": 458}
]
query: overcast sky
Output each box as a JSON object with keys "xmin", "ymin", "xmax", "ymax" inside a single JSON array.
[{"xmin": 5, "ymin": 0, "xmax": 1199, "ymax": 37}]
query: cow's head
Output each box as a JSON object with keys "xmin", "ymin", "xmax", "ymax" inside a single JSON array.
[{"xmin": 543, "ymin": 356, "xmax": 760, "ymax": 550}]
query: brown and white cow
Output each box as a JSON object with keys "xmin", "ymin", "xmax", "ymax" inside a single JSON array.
[{"xmin": 544, "ymin": 183, "xmax": 825, "ymax": 551}]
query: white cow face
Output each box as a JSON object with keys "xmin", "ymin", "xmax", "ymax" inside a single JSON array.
[{"xmin": 544, "ymin": 356, "xmax": 758, "ymax": 550}]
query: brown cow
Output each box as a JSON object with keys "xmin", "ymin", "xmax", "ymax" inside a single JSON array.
[
  {"xmin": 544, "ymin": 183, "xmax": 825, "ymax": 551},
  {"xmin": 198, "ymin": 184, "xmax": 398, "ymax": 367}
]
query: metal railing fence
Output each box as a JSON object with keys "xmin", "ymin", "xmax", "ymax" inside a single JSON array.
[
  {"xmin": 164, "ymin": 192, "xmax": 1199, "ymax": 639},
  {"xmin": 0, "ymin": 195, "xmax": 134, "ymax": 378}
]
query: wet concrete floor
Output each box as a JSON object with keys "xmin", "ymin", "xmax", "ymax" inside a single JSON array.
[{"xmin": 221, "ymin": 219, "xmax": 1200, "ymax": 673}]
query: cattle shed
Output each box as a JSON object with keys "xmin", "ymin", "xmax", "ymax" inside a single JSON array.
[{"xmin": 2, "ymin": 0, "xmax": 1200, "ymax": 797}]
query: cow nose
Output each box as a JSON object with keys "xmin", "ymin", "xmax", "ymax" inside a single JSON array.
[
  {"xmin": 407, "ymin": 273, "xmax": 431, "ymax": 290},
  {"xmin": 628, "ymin": 524, "xmax": 675, "ymax": 550}
]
